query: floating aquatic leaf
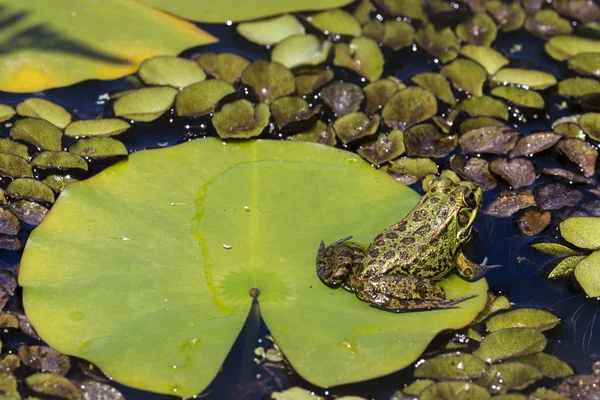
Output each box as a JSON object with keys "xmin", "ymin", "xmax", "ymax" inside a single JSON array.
[
  {"xmin": 418, "ymin": 381, "xmax": 490, "ymax": 400},
  {"xmin": 517, "ymin": 352, "xmax": 574, "ymax": 379},
  {"xmin": 362, "ymin": 20, "xmax": 414, "ymax": 50},
  {"xmin": 352, "ymin": 0, "xmax": 372, "ymax": 24},
  {"xmin": 441, "ymin": 59, "xmax": 486, "ymax": 97},
  {"xmin": 176, "ymin": 80, "xmax": 236, "ymax": 118},
  {"xmin": 363, "ymin": 78, "xmax": 405, "ymax": 115},
  {"xmin": 558, "ymin": 77, "xmax": 600, "ymax": 97},
  {"xmin": 581, "ymin": 200, "xmax": 600, "ymax": 216},
  {"xmin": 308, "ymin": 10, "xmax": 361, "ymax": 37},
  {"xmin": 0, "ymin": 105, "xmax": 15, "ymax": 123},
  {"xmin": 557, "ymin": 372, "xmax": 600, "ymax": 399},
  {"xmin": 411, "ymin": 73, "xmax": 455, "ymax": 105},
  {"xmin": 376, "ymin": 0, "xmax": 426, "ymax": 20},
  {"xmin": 534, "ymin": 183, "xmax": 584, "ymax": 211},
  {"xmin": 509, "ymin": 132, "xmax": 561, "ymax": 158},
  {"xmin": 553, "ymin": 0, "xmax": 600, "ymax": 24},
  {"xmin": 10, "ymin": 118, "xmax": 62, "ymax": 151},
  {"xmin": 271, "ymin": 387, "xmax": 324, "ymax": 400},
  {"xmin": 320, "ymin": 82, "xmax": 364, "ymax": 116},
  {"xmin": 43, "ymin": 175, "xmax": 78, "ymax": 193},
  {"xmin": 415, "ymin": 25, "xmax": 460, "ymax": 63},
  {"xmin": 196, "ymin": 53, "xmax": 250, "ymax": 85},
  {"xmin": 270, "ymin": 96, "xmax": 320, "ymax": 130},
  {"xmin": 0, "ymin": 138, "xmax": 29, "ymax": 159},
  {"xmin": 0, "ymin": 373, "xmax": 17, "ymax": 397},
  {"xmin": 26, "ymin": 373, "xmax": 83, "ymax": 400},
  {"xmin": 459, "ymin": 117, "xmax": 505, "ymax": 135},
  {"xmin": 403, "ymin": 379, "xmax": 434, "ymax": 396},
  {"xmin": 138, "ymin": 56, "xmax": 205, "ymax": 88},
  {"xmin": 532, "ymin": 387, "xmax": 569, "ymax": 400},
  {"xmin": 212, "ymin": 100, "xmax": 271, "ymax": 139},
  {"xmin": 518, "ymin": 209, "xmax": 551, "ymax": 237},
  {"xmin": 556, "ymin": 138, "xmax": 598, "ymax": 177},
  {"xmin": 486, "ymin": 308, "xmax": 559, "ymax": 332},
  {"xmin": 332, "ymin": 112, "xmax": 379, "ymax": 144},
  {"xmin": 489, "ymin": 158, "xmax": 535, "ymax": 189},
  {"xmin": 287, "ymin": 121, "xmax": 336, "ymax": 146},
  {"xmin": 10, "ymin": 200, "xmax": 48, "ymax": 226},
  {"xmin": 16, "ymin": 98, "xmax": 71, "ymax": 129},
  {"xmin": 19, "ymin": 345, "xmax": 71, "ymax": 376},
  {"xmin": 404, "ymin": 124, "xmax": 457, "ymax": 158},
  {"xmin": 237, "ymin": 15, "xmax": 305, "ymax": 46},
  {"xmin": 477, "ymin": 362, "xmax": 543, "ymax": 394},
  {"xmin": 486, "ymin": 1, "xmax": 526, "ymax": 32},
  {"xmin": 80, "ymin": 380, "xmax": 125, "ymax": 400},
  {"xmin": 483, "ymin": 191, "xmax": 536, "ymax": 218},
  {"xmin": 0, "ymin": 236, "xmax": 20, "ymax": 251},
  {"xmin": 545, "ymin": 35, "xmax": 600, "ymax": 61},
  {"xmin": 460, "ymin": 45, "xmax": 509, "ymax": 76},
  {"xmin": 333, "ymin": 37, "xmax": 384, "ymax": 81},
  {"xmin": 475, "ymin": 292, "xmax": 512, "ymax": 323},
  {"xmin": 451, "ymin": 96, "xmax": 509, "ymax": 121},
  {"xmin": 475, "ymin": 328, "xmax": 547, "ymax": 363},
  {"xmin": 579, "ymin": 113, "xmax": 600, "ymax": 141},
  {"xmin": 7, "ymin": 179, "xmax": 55, "ymax": 204},
  {"xmin": 272, "ymin": 35, "xmax": 332, "ymax": 69},
  {"xmin": 382, "ymin": 87, "xmax": 437, "ymax": 131},
  {"xmin": 560, "ymin": 217, "xmax": 600, "ymax": 250},
  {"xmin": 575, "ymin": 251, "xmax": 600, "ymax": 297},
  {"xmin": 0, "ymin": 209, "xmax": 20, "ymax": 236},
  {"xmin": 65, "ymin": 119, "xmax": 130, "ymax": 138},
  {"xmin": 568, "ymin": 52, "xmax": 600, "ymax": 77},
  {"xmin": 414, "ymin": 353, "xmax": 487, "ymax": 380},
  {"xmin": 32, "ymin": 151, "xmax": 88, "ymax": 171},
  {"xmin": 548, "ymin": 255, "xmax": 586, "ymax": 279},
  {"xmin": 451, "ymin": 155, "xmax": 497, "ymax": 191},
  {"xmin": 241, "ymin": 60, "xmax": 296, "ymax": 104},
  {"xmin": 459, "ymin": 126, "xmax": 519, "ymax": 155},
  {"xmin": 532, "ymin": 243, "xmax": 580, "ymax": 257},
  {"xmin": 525, "ymin": 9, "xmax": 573, "ymax": 39},
  {"xmin": 491, "ymin": 86, "xmax": 544, "ymax": 110},
  {"xmin": 0, "ymin": 354, "xmax": 19, "ymax": 374},
  {"xmin": 20, "ymin": 139, "xmax": 486, "ymax": 396},
  {"xmin": 456, "ymin": 13, "xmax": 497, "ymax": 46},
  {"xmin": 388, "ymin": 157, "xmax": 438, "ymax": 179},
  {"xmin": 69, "ymin": 138, "xmax": 127, "ymax": 159},
  {"xmin": 356, "ymin": 130, "xmax": 405, "ymax": 165},
  {"xmin": 113, "ymin": 87, "xmax": 178, "ymax": 122},
  {"xmin": 0, "ymin": 312, "xmax": 17, "ymax": 328},
  {"xmin": 491, "ymin": 68, "xmax": 557, "ymax": 90},
  {"xmin": 0, "ymin": 154, "xmax": 33, "ymax": 179},
  {"xmin": 295, "ymin": 70, "xmax": 335, "ymax": 97}
]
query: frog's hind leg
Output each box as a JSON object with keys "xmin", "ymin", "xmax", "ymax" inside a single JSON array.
[
  {"xmin": 316, "ymin": 236, "xmax": 366, "ymax": 289},
  {"xmin": 355, "ymin": 275, "xmax": 476, "ymax": 312}
]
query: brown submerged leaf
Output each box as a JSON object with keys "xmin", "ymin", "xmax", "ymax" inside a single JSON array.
[
  {"xmin": 557, "ymin": 373, "xmax": 600, "ymax": 399},
  {"xmin": 459, "ymin": 126, "xmax": 519, "ymax": 155},
  {"xmin": 456, "ymin": 12, "xmax": 498, "ymax": 46},
  {"xmin": 415, "ymin": 25, "xmax": 460, "ymax": 63},
  {"xmin": 363, "ymin": 77, "xmax": 405, "ymax": 115},
  {"xmin": 19, "ymin": 345, "xmax": 71, "ymax": 376},
  {"xmin": 295, "ymin": 69, "xmax": 334, "ymax": 97},
  {"xmin": 320, "ymin": 81, "xmax": 364, "ymax": 116},
  {"xmin": 0, "ymin": 236, "xmax": 20, "ymax": 251},
  {"xmin": 332, "ymin": 112, "xmax": 380, "ymax": 144},
  {"xmin": 0, "ymin": 209, "xmax": 20, "ymax": 236},
  {"xmin": 26, "ymin": 373, "xmax": 83, "ymax": 400},
  {"xmin": 270, "ymin": 96, "xmax": 320, "ymax": 130},
  {"xmin": 541, "ymin": 167, "xmax": 595, "ymax": 185},
  {"xmin": 450, "ymin": 155, "xmax": 497, "ymax": 191},
  {"xmin": 556, "ymin": 138, "xmax": 598, "ymax": 177},
  {"xmin": 483, "ymin": 191, "xmax": 536, "ymax": 217},
  {"xmin": 518, "ymin": 209, "xmax": 551, "ymax": 236},
  {"xmin": 356, "ymin": 130, "xmax": 405, "ymax": 165},
  {"xmin": 459, "ymin": 117, "xmax": 505, "ymax": 135},
  {"xmin": 533, "ymin": 182, "xmax": 583, "ymax": 210},
  {"xmin": 552, "ymin": 0, "xmax": 600, "ymax": 23},
  {"xmin": 80, "ymin": 379, "xmax": 125, "ymax": 400},
  {"xmin": 9, "ymin": 200, "xmax": 48, "ymax": 226},
  {"xmin": 362, "ymin": 20, "xmax": 414, "ymax": 51},
  {"xmin": 382, "ymin": 87, "xmax": 438, "ymax": 131},
  {"xmin": 404, "ymin": 123, "xmax": 457, "ymax": 158},
  {"xmin": 486, "ymin": 1, "xmax": 526, "ymax": 32},
  {"xmin": 490, "ymin": 158, "xmax": 535, "ymax": 189},
  {"xmin": 212, "ymin": 100, "xmax": 270, "ymax": 139},
  {"xmin": 287, "ymin": 121, "xmax": 336, "ymax": 146},
  {"xmin": 509, "ymin": 132, "xmax": 561, "ymax": 158}
]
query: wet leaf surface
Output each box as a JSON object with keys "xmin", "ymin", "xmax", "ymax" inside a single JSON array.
[
  {"xmin": 69, "ymin": 138, "xmax": 128, "ymax": 159},
  {"xmin": 485, "ymin": 308, "xmax": 559, "ymax": 332},
  {"xmin": 272, "ymin": 35, "xmax": 332, "ymax": 69},
  {"xmin": 308, "ymin": 10, "xmax": 361, "ymax": 37},
  {"xmin": 236, "ymin": 15, "xmax": 305, "ymax": 46},
  {"xmin": 557, "ymin": 372, "xmax": 600, "ymax": 399},
  {"xmin": 459, "ymin": 126, "xmax": 519, "ymax": 155},
  {"xmin": 65, "ymin": 119, "xmax": 130, "ymax": 138},
  {"xmin": 533, "ymin": 182, "xmax": 583, "ymax": 210},
  {"xmin": 568, "ymin": 52, "xmax": 600, "ymax": 77},
  {"xmin": 0, "ymin": 138, "xmax": 29, "ymax": 159},
  {"xmin": 517, "ymin": 352, "xmax": 574, "ymax": 378},
  {"xmin": 474, "ymin": 328, "xmax": 547, "ymax": 363},
  {"xmin": 363, "ymin": 78, "xmax": 404, "ymax": 115},
  {"xmin": 176, "ymin": 80, "xmax": 236, "ymax": 117},
  {"xmin": 441, "ymin": 59, "xmax": 487, "ymax": 97},
  {"xmin": 574, "ymin": 250, "xmax": 600, "ymax": 296},
  {"xmin": 579, "ymin": 113, "xmax": 600, "ymax": 141},
  {"xmin": 320, "ymin": 81, "xmax": 364, "ymax": 116},
  {"xmin": 0, "ymin": 154, "xmax": 33, "ymax": 179},
  {"xmin": 558, "ymin": 77, "xmax": 600, "ymax": 97},
  {"xmin": 518, "ymin": 209, "xmax": 551, "ymax": 236},
  {"xmin": 410, "ymin": 73, "xmax": 455, "ymax": 105},
  {"xmin": 7, "ymin": 179, "xmax": 55, "ymax": 204},
  {"xmin": 388, "ymin": 157, "xmax": 438, "ymax": 180},
  {"xmin": 459, "ymin": 117, "xmax": 505, "ymax": 135},
  {"xmin": 16, "ymin": 99, "xmax": 71, "ymax": 129},
  {"xmin": 450, "ymin": 155, "xmax": 497, "ymax": 191},
  {"xmin": 212, "ymin": 100, "xmax": 271, "ymax": 139},
  {"xmin": 0, "ymin": 105, "xmax": 15, "ymax": 123},
  {"xmin": 332, "ymin": 112, "xmax": 379, "ymax": 144},
  {"xmin": 489, "ymin": 158, "xmax": 535, "ymax": 189},
  {"xmin": 460, "ymin": 45, "xmax": 509, "ymax": 75},
  {"xmin": 414, "ymin": 353, "xmax": 487, "ymax": 380},
  {"xmin": 80, "ymin": 379, "xmax": 125, "ymax": 400},
  {"xmin": 196, "ymin": 53, "xmax": 250, "ymax": 85},
  {"xmin": 418, "ymin": 381, "xmax": 490, "ymax": 400},
  {"xmin": 382, "ymin": 87, "xmax": 438, "ymax": 131},
  {"xmin": 295, "ymin": 70, "xmax": 335, "ymax": 97},
  {"xmin": 525, "ymin": 9, "xmax": 573, "ymax": 39},
  {"xmin": 452, "ymin": 96, "xmax": 509, "ymax": 121},
  {"xmin": 508, "ymin": 132, "xmax": 561, "ymax": 158},
  {"xmin": 560, "ymin": 217, "xmax": 600, "ymax": 250},
  {"xmin": 43, "ymin": 175, "xmax": 78, "ymax": 193},
  {"xmin": 362, "ymin": 20, "xmax": 414, "ymax": 51},
  {"xmin": 333, "ymin": 37, "xmax": 384, "ymax": 82},
  {"xmin": 19, "ymin": 345, "xmax": 71, "ymax": 376},
  {"xmin": 456, "ymin": 13, "xmax": 497, "ymax": 46},
  {"xmin": 288, "ymin": 121, "xmax": 336, "ymax": 146},
  {"xmin": 548, "ymin": 255, "xmax": 586, "ymax": 279},
  {"xmin": 376, "ymin": 0, "xmax": 426, "ymax": 20},
  {"xmin": 19, "ymin": 139, "xmax": 486, "ymax": 396},
  {"xmin": 113, "ymin": 87, "xmax": 178, "ymax": 122},
  {"xmin": 404, "ymin": 124, "xmax": 457, "ymax": 158},
  {"xmin": 545, "ymin": 34, "xmax": 600, "ymax": 61},
  {"xmin": 10, "ymin": 118, "xmax": 63, "ymax": 151},
  {"xmin": 241, "ymin": 60, "xmax": 296, "ymax": 104},
  {"xmin": 486, "ymin": 1, "xmax": 526, "ymax": 32},
  {"xmin": 556, "ymin": 138, "xmax": 598, "ymax": 177},
  {"xmin": 491, "ymin": 86, "xmax": 545, "ymax": 110},
  {"xmin": 270, "ymin": 96, "xmax": 320, "ymax": 130},
  {"xmin": 0, "ymin": 209, "xmax": 20, "ymax": 236},
  {"xmin": 477, "ymin": 362, "xmax": 542, "ymax": 394},
  {"xmin": 356, "ymin": 130, "xmax": 405, "ymax": 165},
  {"xmin": 138, "ymin": 56, "xmax": 206, "ymax": 88},
  {"xmin": 25, "ymin": 373, "xmax": 83, "ymax": 400},
  {"xmin": 402, "ymin": 379, "xmax": 434, "ymax": 396},
  {"xmin": 10, "ymin": 200, "xmax": 48, "ymax": 226},
  {"xmin": 32, "ymin": 152, "xmax": 88, "ymax": 171},
  {"xmin": 532, "ymin": 242, "xmax": 580, "ymax": 257},
  {"xmin": 491, "ymin": 68, "xmax": 557, "ymax": 90},
  {"xmin": 415, "ymin": 25, "xmax": 460, "ymax": 63},
  {"xmin": 483, "ymin": 191, "xmax": 536, "ymax": 218}
]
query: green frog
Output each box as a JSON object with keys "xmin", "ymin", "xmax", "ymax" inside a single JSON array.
[{"xmin": 316, "ymin": 177, "xmax": 497, "ymax": 312}]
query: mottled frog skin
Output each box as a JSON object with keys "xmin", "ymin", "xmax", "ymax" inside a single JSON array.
[{"xmin": 316, "ymin": 177, "xmax": 495, "ymax": 312}]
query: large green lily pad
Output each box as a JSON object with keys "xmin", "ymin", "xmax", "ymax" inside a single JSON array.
[{"xmin": 19, "ymin": 138, "xmax": 487, "ymax": 397}]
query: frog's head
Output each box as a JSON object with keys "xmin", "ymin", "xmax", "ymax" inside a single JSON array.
[{"xmin": 453, "ymin": 181, "xmax": 483, "ymax": 244}]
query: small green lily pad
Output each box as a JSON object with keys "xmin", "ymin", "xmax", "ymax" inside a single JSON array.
[
  {"xmin": 419, "ymin": 381, "xmax": 490, "ymax": 400},
  {"xmin": 389, "ymin": 157, "xmax": 438, "ymax": 178},
  {"xmin": 414, "ymin": 353, "xmax": 487, "ymax": 380},
  {"xmin": 560, "ymin": 217, "xmax": 600, "ymax": 250},
  {"xmin": 308, "ymin": 9, "xmax": 361, "ymax": 37},
  {"xmin": 403, "ymin": 379, "xmax": 434, "ymax": 396},
  {"xmin": 69, "ymin": 138, "xmax": 128, "ymax": 159},
  {"xmin": 568, "ymin": 52, "xmax": 600, "ymax": 77},
  {"xmin": 574, "ymin": 250, "xmax": 600, "ymax": 296},
  {"xmin": 176, "ymin": 80, "xmax": 236, "ymax": 117},
  {"xmin": 333, "ymin": 37, "xmax": 384, "ymax": 82},
  {"xmin": 474, "ymin": 327, "xmax": 547, "ymax": 363},
  {"xmin": 558, "ymin": 77, "xmax": 600, "ymax": 97},
  {"xmin": 532, "ymin": 243, "xmax": 580, "ymax": 257},
  {"xmin": 270, "ymin": 96, "xmax": 320, "ymax": 130},
  {"xmin": 65, "ymin": 119, "xmax": 130, "ymax": 138},
  {"xmin": 580, "ymin": 113, "xmax": 600, "ymax": 140},
  {"xmin": 295, "ymin": 70, "xmax": 335, "ymax": 97},
  {"xmin": 332, "ymin": 112, "xmax": 379, "ymax": 144},
  {"xmin": 525, "ymin": 9, "xmax": 573, "ymax": 39},
  {"xmin": 32, "ymin": 151, "xmax": 88, "ymax": 171},
  {"xmin": 196, "ymin": 53, "xmax": 250, "ymax": 84},
  {"xmin": 411, "ymin": 73, "xmax": 455, "ymax": 105},
  {"xmin": 272, "ymin": 35, "xmax": 332, "ymax": 69},
  {"xmin": 212, "ymin": 100, "xmax": 271, "ymax": 139},
  {"xmin": 362, "ymin": 20, "xmax": 414, "ymax": 50},
  {"xmin": 356, "ymin": 130, "xmax": 405, "ymax": 165},
  {"xmin": 7, "ymin": 179, "xmax": 55, "ymax": 204},
  {"xmin": 460, "ymin": 45, "xmax": 509, "ymax": 75},
  {"xmin": 363, "ymin": 78, "xmax": 405, "ymax": 115},
  {"xmin": 451, "ymin": 96, "xmax": 509, "ymax": 121},
  {"xmin": 456, "ymin": 13, "xmax": 497, "ymax": 46},
  {"xmin": 241, "ymin": 60, "xmax": 296, "ymax": 104},
  {"xmin": 10, "ymin": 118, "xmax": 62, "ymax": 151},
  {"xmin": 0, "ymin": 104, "xmax": 15, "ymax": 123},
  {"xmin": 237, "ymin": 14, "xmax": 305, "ymax": 46},
  {"xmin": 0, "ymin": 153, "xmax": 33, "ymax": 178},
  {"xmin": 491, "ymin": 68, "xmax": 557, "ymax": 90},
  {"xmin": 415, "ymin": 25, "xmax": 460, "ymax": 63},
  {"xmin": 382, "ymin": 87, "xmax": 438, "ymax": 131},
  {"xmin": 477, "ymin": 362, "xmax": 542, "ymax": 394},
  {"xmin": 485, "ymin": 308, "xmax": 560, "ymax": 332},
  {"xmin": 0, "ymin": 138, "xmax": 29, "ymax": 159},
  {"xmin": 287, "ymin": 120, "xmax": 336, "ymax": 146},
  {"xmin": 138, "ymin": 56, "xmax": 206, "ymax": 88},
  {"xmin": 16, "ymin": 98, "xmax": 71, "ymax": 129},
  {"xmin": 113, "ymin": 87, "xmax": 178, "ymax": 122},
  {"xmin": 487, "ymin": 1, "xmax": 526, "ymax": 32},
  {"xmin": 25, "ymin": 373, "xmax": 83, "ymax": 400},
  {"xmin": 441, "ymin": 59, "xmax": 487, "ymax": 97},
  {"xmin": 548, "ymin": 256, "xmax": 586, "ymax": 279},
  {"xmin": 517, "ymin": 352, "xmax": 574, "ymax": 378},
  {"xmin": 545, "ymin": 35, "xmax": 600, "ymax": 61},
  {"xmin": 43, "ymin": 175, "xmax": 78, "ymax": 193},
  {"xmin": 377, "ymin": 0, "xmax": 426, "ymax": 20},
  {"xmin": 491, "ymin": 86, "xmax": 545, "ymax": 109}
]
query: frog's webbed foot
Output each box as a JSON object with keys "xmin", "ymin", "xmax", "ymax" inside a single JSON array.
[
  {"xmin": 472, "ymin": 257, "xmax": 502, "ymax": 281},
  {"xmin": 316, "ymin": 236, "xmax": 365, "ymax": 288},
  {"xmin": 456, "ymin": 252, "xmax": 501, "ymax": 281},
  {"xmin": 371, "ymin": 295, "xmax": 478, "ymax": 313}
]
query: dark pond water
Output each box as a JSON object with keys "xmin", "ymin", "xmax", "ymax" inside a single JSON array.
[{"xmin": 0, "ymin": 16, "xmax": 599, "ymax": 400}]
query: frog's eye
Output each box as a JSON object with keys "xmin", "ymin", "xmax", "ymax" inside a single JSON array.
[{"xmin": 464, "ymin": 191, "xmax": 477, "ymax": 208}]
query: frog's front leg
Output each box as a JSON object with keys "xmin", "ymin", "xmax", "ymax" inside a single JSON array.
[
  {"xmin": 455, "ymin": 251, "xmax": 501, "ymax": 281},
  {"xmin": 354, "ymin": 275, "xmax": 476, "ymax": 312},
  {"xmin": 316, "ymin": 236, "xmax": 366, "ymax": 289}
]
